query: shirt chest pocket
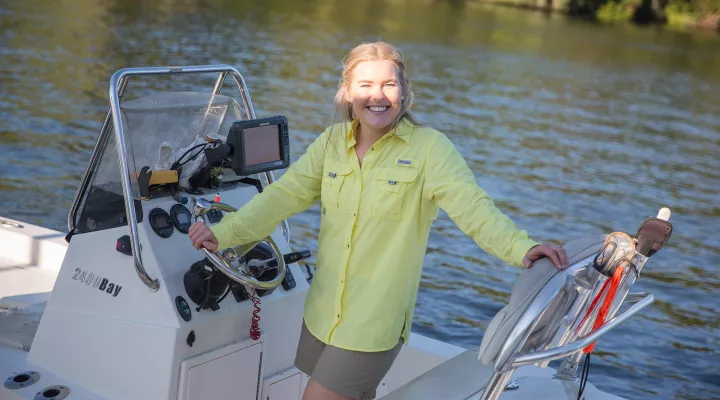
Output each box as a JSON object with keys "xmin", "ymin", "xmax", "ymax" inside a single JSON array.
[
  {"xmin": 321, "ymin": 159, "xmax": 353, "ymax": 212},
  {"xmin": 371, "ymin": 167, "xmax": 419, "ymax": 220}
]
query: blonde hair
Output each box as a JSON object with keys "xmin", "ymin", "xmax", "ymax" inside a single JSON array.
[{"xmin": 328, "ymin": 41, "xmax": 420, "ymax": 143}]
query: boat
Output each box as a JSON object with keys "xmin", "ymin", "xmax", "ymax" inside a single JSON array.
[{"xmin": 0, "ymin": 65, "xmax": 673, "ymax": 400}]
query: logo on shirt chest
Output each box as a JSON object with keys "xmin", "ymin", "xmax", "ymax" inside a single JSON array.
[{"xmin": 395, "ymin": 159, "xmax": 413, "ymax": 167}]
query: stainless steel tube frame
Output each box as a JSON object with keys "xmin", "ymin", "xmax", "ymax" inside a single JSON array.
[
  {"xmin": 492, "ymin": 254, "xmax": 598, "ymax": 372},
  {"xmin": 536, "ymin": 258, "xmax": 623, "ymax": 369},
  {"xmin": 106, "ymin": 65, "xmax": 280, "ymax": 291},
  {"xmin": 477, "ymin": 371, "xmax": 513, "ymax": 400},
  {"xmin": 70, "ymin": 64, "xmax": 290, "ymax": 291},
  {"xmin": 108, "ymin": 68, "xmax": 159, "ymax": 291},
  {"xmin": 555, "ymin": 262, "xmax": 648, "ymax": 378},
  {"xmin": 510, "ymin": 293, "xmax": 654, "ymax": 368}
]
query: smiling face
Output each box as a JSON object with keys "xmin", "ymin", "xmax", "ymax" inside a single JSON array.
[{"xmin": 346, "ymin": 60, "xmax": 403, "ymax": 135}]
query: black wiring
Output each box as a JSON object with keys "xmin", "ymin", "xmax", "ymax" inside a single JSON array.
[
  {"xmin": 577, "ymin": 353, "xmax": 591, "ymax": 400},
  {"xmin": 171, "ymin": 142, "xmax": 210, "ymax": 170}
]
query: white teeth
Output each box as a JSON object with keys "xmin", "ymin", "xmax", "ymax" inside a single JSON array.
[{"xmin": 368, "ymin": 106, "xmax": 388, "ymax": 112}]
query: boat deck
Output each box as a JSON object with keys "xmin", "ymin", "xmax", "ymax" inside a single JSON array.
[
  {"xmin": 0, "ymin": 219, "xmax": 66, "ymax": 351},
  {"xmin": 0, "ymin": 256, "xmax": 57, "ymax": 306}
]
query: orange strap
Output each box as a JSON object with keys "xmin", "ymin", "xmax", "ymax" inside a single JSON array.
[
  {"xmin": 575, "ymin": 278, "xmax": 611, "ymax": 334},
  {"xmin": 583, "ymin": 266, "xmax": 624, "ymax": 354}
]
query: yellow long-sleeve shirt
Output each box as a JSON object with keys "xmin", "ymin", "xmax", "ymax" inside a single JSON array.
[{"xmin": 211, "ymin": 118, "xmax": 539, "ymax": 351}]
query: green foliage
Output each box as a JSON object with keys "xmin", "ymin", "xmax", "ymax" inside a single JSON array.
[
  {"xmin": 665, "ymin": 0, "xmax": 696, "ymax": 14},
  {"xmin": 592, "ymin": 0, "xmax": 717, "ymax": 26},
  {"xmin": 665, "ymin": 1, "xmax": 697, "ymax": 27},
  {"xmin": 596, "ymin": 0, "xmax": 639, "ymax": 21},
  {"xmin": 692, "ymin": 0, "xmax": 720, "ymax": 13},
  {"xmin": 664, "ymin": 0, "xmax": 719, "ymax": 16}
]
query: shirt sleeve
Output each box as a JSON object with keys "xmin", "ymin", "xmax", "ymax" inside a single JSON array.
[
  {"xmin": 210, "ymin": 128, "xmax": 328, "ymax": 250},
  {"xmin": 423, "ymin": 132, "xmax": 539, "ymax": 267}
]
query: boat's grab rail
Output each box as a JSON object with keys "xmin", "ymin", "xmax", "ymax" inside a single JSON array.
[
  {"xmin": 68, "ymin": 64, "xmax": 291, "ymax": 292},
  {"xmin": 509, "ymin": 293, "xmax": 654, "ymax": 367},
  {"xmin": 478, "ymin": 292, "xmax": 654, "ymax": 400}
]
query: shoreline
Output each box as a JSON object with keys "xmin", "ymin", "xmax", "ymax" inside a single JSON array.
[{"xmin": 466, "ymin": 0, "xmax": 720, "ymax": 32}]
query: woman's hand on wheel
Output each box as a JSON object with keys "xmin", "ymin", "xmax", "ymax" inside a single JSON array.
[
  {"xmin": 189, "ymin": 221, "xmax": 219, "ymax": 251},
  {"xmin": 522, "ymin": 242, "xmax": 569, "ymax": 269}
]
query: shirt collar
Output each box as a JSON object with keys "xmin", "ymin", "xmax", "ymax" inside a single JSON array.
[
  {"xmin": 394, "ymin": 118, "xmax": 413, "ymax": 142},
  {"xmin": 345, "ymin": 118, "xmax": 413, "ymax": 150}
]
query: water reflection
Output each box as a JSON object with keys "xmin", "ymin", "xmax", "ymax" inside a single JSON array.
[{"xmin": 1, "ymin": 0, "xmax": 719, "ymax": 398}]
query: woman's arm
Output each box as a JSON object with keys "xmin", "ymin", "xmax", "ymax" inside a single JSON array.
[
  {"xmin": 423, "ymin": 132, "xmax": 565, "ymax": 268},
  {"xmin": 206, "ymin": 129, "xmax": 329, "ymax": 250}
]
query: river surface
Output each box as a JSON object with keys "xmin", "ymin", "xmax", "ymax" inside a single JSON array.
[{"xmin": 1, "ymin": 0, "xmax": 719, "ymax": 398}]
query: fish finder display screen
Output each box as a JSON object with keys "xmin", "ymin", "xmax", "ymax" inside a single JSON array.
[
  {"xmin": 243, "ymin": 125, "xmax": 282, "ymax": 166},
  {"xmin": 228, "ymin": 116, "xmax": 290, "ymax": 176}
]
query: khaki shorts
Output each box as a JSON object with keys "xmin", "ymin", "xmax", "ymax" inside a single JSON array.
[{"xmin": 294, "ymin": 321, "xmax": 403, "ymax": 400}]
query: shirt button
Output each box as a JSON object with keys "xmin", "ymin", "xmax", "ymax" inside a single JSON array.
[{"xmin": 346, "ymin": 244, "xmax": 350, "ymax": 248}]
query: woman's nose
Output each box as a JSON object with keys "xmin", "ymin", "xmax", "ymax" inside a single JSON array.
[{"xmin": 371, "ymin": 85, "xmax": 386, "ymax": 100}]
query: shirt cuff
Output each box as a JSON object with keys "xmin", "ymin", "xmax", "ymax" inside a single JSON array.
[
  {"xmin": 513, "ymin": 238, "xmax": 541, "ymax": 268},
  {"xmin": 210, "ymin": 223, "xmax": 233, "ymax": 250}
]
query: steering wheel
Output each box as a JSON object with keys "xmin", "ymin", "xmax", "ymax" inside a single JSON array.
[{"xmin": 191, "ymin": 197, "xmax": 286, "ymax": 290}]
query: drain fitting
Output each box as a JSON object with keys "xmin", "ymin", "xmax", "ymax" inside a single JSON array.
[
  {"xmin": 4, "ymin": 371, "xmax": 40, "ymax": 389},
  {"xmin": 34, "ymin": 385, "xmax": 70, "ymax": 400}
]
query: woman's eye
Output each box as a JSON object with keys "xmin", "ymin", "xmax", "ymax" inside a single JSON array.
[{"xmin": 384, "ymin": 83, "xmax": 397, "ymax": 87}]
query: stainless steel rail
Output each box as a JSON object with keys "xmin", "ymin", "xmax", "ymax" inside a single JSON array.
[
  {"xmin": 492, "ymin": 254, "xmax": 598, "ymax": 373},
  {"xmin": 67, "ymin": 64, "xmax": 291, "ymax": 291},
  {"xmin": 510, "ymin": 294, "xmax": 654, "ymax": 367},
  {"xmin": 108, "ymin": 68, "xmax": 159, "ymax": 291},
  {"xmin": 479, "ymin": 293, "xmax": 654, "ymax": 400}
]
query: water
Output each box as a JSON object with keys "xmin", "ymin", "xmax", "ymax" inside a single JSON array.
[{"xmin": 1, "ymin": 0, "xmax": 719, "ymax": 398}]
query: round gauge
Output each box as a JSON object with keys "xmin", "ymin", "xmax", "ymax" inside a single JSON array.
[
  {"xmin": 149, "ymin": 208, "xmax": 174, "ymax": 238},
  {"xmin": 170, "ymin": 204, "xmax": 192, "ymax": 234}
]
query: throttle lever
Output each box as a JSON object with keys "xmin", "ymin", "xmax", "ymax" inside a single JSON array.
[
  {"xmin": 283, "ymin": 250, "xmax": 312, "ymax": 265},
  {"xmin": 248, "ymin": 250, "xmax": 312, "ymax": 273}
]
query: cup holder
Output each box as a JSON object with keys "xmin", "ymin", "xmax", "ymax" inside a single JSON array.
[
  {"xmin": 33, "ymin": 385, "xmax": 70, "ymax": 400},
  {"xmin": 4, "ymin": 371, "xmax": 40, "ymax": 389}
]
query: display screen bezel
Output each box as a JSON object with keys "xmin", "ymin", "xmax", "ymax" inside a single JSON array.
[{"xmin": 228, "ymin": 116, "xmax": 290, "ymax": 176}]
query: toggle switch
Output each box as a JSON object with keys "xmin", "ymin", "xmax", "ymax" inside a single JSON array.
[{"xmin": 116, "ymin": 235, "xmax": 132, "ymax": 256}]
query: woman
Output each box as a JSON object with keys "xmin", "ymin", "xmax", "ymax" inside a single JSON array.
[{"xmin": 189, "ymin": 41, "xmax": 568, "ymax": 400}]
